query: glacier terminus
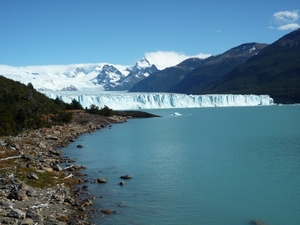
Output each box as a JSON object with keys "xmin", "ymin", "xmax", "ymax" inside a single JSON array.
[{"xmin": 41, "ymin": 91, "xmax": 274, "ymax": 110}]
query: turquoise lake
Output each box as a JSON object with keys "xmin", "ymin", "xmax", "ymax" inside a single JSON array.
[{"xmin": 62, "ymin": 105, "xmax": 300, "ymax": 225}]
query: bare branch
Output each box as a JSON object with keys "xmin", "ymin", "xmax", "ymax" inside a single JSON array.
[{"xmin": 0, "ymin": 155, "xmax": 22, "ymax": 161}]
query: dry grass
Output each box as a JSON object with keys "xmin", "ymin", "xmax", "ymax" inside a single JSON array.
[
  {"xmin": 0, "ymin": 146, "xmax": 75, "ymax": 188},
  {"xmin": 16, "ymin": 167, "xmax": 75, "ymax": 188},
  {"xmin": 0, "ymin": 146, "xmax": 19, "ymax": 172}
]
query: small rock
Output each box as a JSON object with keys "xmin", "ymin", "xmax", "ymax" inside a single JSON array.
[
  {"xmin": 57, "ymin": 213, "xmax": 69, "ymax": 222},
  {"xmin": 64, "ymin": 197, "xmax": 76, "ymax": 206},
  {"xmin": 37, "ymin": 155, "xmax": 45, "ymax": 162},
  {"xmin": 13, "ymin": 143, "xmax": 20, "ymax": 150},
  {"xmin": 252, "ymin": 220, "xmax": 266, "ymax": 225},
  {"xmin": 1, "ymin": 200, "xmax": 14, "ymax": 209},
  {"xmin": 26, "ymin": 189, "xmax": 38, "ymax": 197},
  {"xmin": 7, "ymin": 208, "xmax": 26, "ymax": 219},
  {"xmin": 52, "ymin": 194, "xmax": 63, "ymax": 202},
  {"xmin": 74, "ymin": 164, "xmax": 83, "ymax": 170},
  {"xmin": 51, "ymin": 164, "xmax": 63, "ymax": 171},
  {"xmin": 81, "ymin": 199, "xmax": 93, "ymax": 207},
  {"xmin": 18, "ymin": 182, "xmax": 29, "ymax": 190},
  {"xmin": 22, "ymin": 154, "xmax": 34, "ymax": 161},
  {"xmin": 39, "ymin": 142, "xmax": 47, "ymax": 149},
  {"xmin": 96, "ymin": 177, "xmax": 107, "ymax": 183},
  {"xmin": 26, "ymin": 210, "xmax": 43, "ymax": 223},
  {"xmin": 120, "ymin": 174, "xmax": 132, "ymax": 179},
  {"xmin": 82, "ymin": 185, "xmax": 89, "ymax": 191},
  {"xmin": 77, "ymin": 144, "xmax": 84, "ymax": 148},
  {"xmin": 7, "ymin": 189, "xmax": 28, "ymax": 201},
  {"xmin": 101, "ymin": 209, "xmax": 114, "ymax": 214},
  {"xmin": 74, "ymin": 172, "xmax": 86, "ymax": 177},
  {"xmin": 19, "ymin": 218, "xmax": 34, "ymax": 225},
  {"xmin": 0, "ymin": 178, "xmax": 8, "ymax": 185},
  {"xmin": 45, "ymin": 135, "xmax": 59, "ymax": 140},
  {"xmin": 119, "ymin": 181, "xmax": 125, "ymax": 186},
  {"xmin": 27, "ymin": 172, "xmax": 39, "ymax": 180},
  {"xmin": 42, "ymin": 167, "xmax": 53, "ymax": 172},
  {"xmin": 49, "ymin": 149, "xmax": 61, "ymax": 156},
  {"xmin": 0, "ymin": 139, "xmax": 6, "ymax": 146}
]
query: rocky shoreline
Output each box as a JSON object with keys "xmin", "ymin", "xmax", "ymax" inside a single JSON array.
[{"xmin": 0, "ymin": 111, "xmax": 158, "ymax": 224}]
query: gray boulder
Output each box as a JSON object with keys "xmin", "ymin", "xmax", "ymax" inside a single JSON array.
[
  {"xmin": 19, "ymin": 218, "xmax": 34, "ymax": 225},
  {"xmin": 22, "ymin": 154, "xmax": 34, "ymax": 161},
  {"xmin": 45, "ymin": 135, "xmax": 59, "ymax": 140},
  {"xmin": 7, "ymin": 208, "xmax": 26, "ymax": 219},
  {"xmin": 7, "ymin": 189, "xmax": 28, "ymax": 201},
  {"xmin": 49, "ymin": 149, "xmax": 61, "ymax": 156},
  {"xmin": 1, "ymin": 200, "xmax": 14, "ymax": 209},
  {"xmin": 27, "ymin": 172, "xmax": 39, "ymax": 180},
  {"xmin": 252, "ymin": 220, "xmax": 266, "ymax": 225},
  {"xmin": 52, "ymin": 164, "xmax": 63, "ymax": 171},
  {"xmin": 95, "ymin": 177, "xmax": 107, "ymax": 183},
  {"xmin": 26, "ymin": 210, "xmax": 43, "ymax": 223},
  {"xmin": 74, "ymin": 164, "xmax": 85, "ymax": 170},
  {"xmin": 120, "ymin": 174, "xmax": 132, "ymax": 179},
  {"xmin": 26, "ymin": 189, "xmax": 38, "ymax": 197}
]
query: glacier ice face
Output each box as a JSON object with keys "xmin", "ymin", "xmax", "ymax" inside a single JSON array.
[{"xmin": 41, "ymin": 91, "xmax": 274, "ymax": 110}]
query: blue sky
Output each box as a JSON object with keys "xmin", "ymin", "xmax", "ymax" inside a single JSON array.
[{"xmin": 0, "ymin": 0, "xmax": 299, "ymax": 67}]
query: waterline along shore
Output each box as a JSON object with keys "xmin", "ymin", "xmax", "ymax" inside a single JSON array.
[{"xmin": 0, "ymin": 111, "xmax": 159, "ymax": 225}]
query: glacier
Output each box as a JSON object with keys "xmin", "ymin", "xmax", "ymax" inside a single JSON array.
[{"xmin": 41, "ymin": 91, "xmax": 274, "ymax": 110}]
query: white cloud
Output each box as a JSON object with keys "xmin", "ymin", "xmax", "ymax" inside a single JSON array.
[
  {"xmin": 278, "ymin": 23, "xmax": 300, "ymax": 30},
  {"xmin": 144, "ymin": 51, "xmax": 211, "ymax": 70},
  {"xmin": 271, "ymin": 10, "xmax": 300, "ymax": 31},
  {"xmin": 273, "ymin": 10, "xmax": 299, "ymax": 24}
]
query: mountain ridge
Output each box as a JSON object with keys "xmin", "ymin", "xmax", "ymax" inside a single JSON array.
[
  {"xmin": 129, "ymin": 42, "xmax": 268, "ymax": 93},
  {"xmin": 199, "ymin": 28, "xmax": 300, "ymax": 103}
]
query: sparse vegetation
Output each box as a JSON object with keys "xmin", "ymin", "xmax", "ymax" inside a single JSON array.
[{"xmin": 86, "ymin": 104, "xmax": 114, "ymax": 117}]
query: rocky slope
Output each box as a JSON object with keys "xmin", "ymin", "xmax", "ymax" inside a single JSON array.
[{"xmin": 0, "ymin": 112, "xmax": 147, "ymax": 224}]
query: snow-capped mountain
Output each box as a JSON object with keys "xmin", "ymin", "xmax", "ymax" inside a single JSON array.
[
  {"xmin": 90, "ymin": 58, "xmax": 158, "ymax": 91},
  {"xmin": 90, "ymin": 64, "xmax": 127, "ymax": 90},
  {"xmin": 112, "ymin": 58, "xmax": 158, "ymax": 91},
  {"xmin": 0, "ymin": 58, "xmax": 157, "ymax": 91}
]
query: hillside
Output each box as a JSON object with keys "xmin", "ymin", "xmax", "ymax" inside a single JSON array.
[
  {"xmin": 200, "ymin": 28, "xmax": 300, "ymax": 103},
  {"xmin": 170, "ymin": 43, "xmax": 268, "ymax": 93},
  {"xmin": 129, "ymin": 43, "xmax": 267, "ymax": 93},
  {"xmin": 0, "ymin": 76, "xmax": 74, "ymax": 135}
]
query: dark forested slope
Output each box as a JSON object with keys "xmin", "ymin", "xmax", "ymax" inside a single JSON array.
[
  {"xmin": 170, "ymin": 43, "xmax": 268, "ymax": 93},
  {"xmin": 0, "ymin": 76, "xmax": 74, "ymax": 135},
  {"xmin": 200, "ymin": 28, "xmax": 300, "ymax": 103}
]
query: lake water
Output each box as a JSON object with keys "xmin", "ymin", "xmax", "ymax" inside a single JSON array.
[{"xmin": 62, "ymin": 105, "xmax": 300, "ymax": 225}]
